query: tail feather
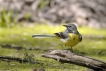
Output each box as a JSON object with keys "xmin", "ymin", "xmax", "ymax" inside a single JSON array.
[{"xmin": 32, "ymin": 34, "xmax": 55, "ymax": 38}]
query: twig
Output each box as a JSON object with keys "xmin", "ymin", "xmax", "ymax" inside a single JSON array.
[{"xmin": 0, "ymin": 55, "xmax": 36, "ymax": 64}]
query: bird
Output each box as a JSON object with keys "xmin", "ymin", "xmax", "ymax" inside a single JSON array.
[{"xmin": 32, "ymin": 24, "xmax": 82, "ymax": 52}]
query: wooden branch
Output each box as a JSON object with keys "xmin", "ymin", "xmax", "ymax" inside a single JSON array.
[
  {"xmin": 0, "ymin": 55, "xmax": 36, "ymax": 64},
  {"xmin": 42, "ymin": 50, "xmax": 106, "ymax": 71}
]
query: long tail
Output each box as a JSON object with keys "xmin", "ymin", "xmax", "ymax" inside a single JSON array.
[{"xmin": 32, "ymin": 34, "xmax": 56, "ymax": 38}]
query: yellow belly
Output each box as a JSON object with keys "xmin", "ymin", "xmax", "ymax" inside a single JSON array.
[{"xmin": 61, "ymin": 33, "xmax": 80, "ymax": 47}]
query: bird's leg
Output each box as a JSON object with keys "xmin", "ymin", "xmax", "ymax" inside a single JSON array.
[
  {"xmin": 64, "ymin": 44, "xmax": 67, "ymax": 50},
  {"xmin": 64, "ymin": 45, "xmax": 70, "ymax": 50},
  {"xmin": 71, "ymin": 47, "xmax": 73, "ymax": 52},
  {"xmin": 65, "ymin": 44, "xmax": 66, "ymax": 48}
]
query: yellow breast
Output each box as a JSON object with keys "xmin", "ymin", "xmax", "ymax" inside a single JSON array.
[{"xmin": 61, "ymin": 33, "xmax": 80, "ymax": 47}]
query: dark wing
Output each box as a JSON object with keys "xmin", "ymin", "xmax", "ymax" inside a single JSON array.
[
  {"xmin": 74, "ymin": 30, "xmax": 82, "ymax": 42},
  {"xmin": 79, "ymin": 34, "xmax": 82, "ymax": 42},
  {"xmin": 54, "ymin": 32, "xmax": 69, "ymax": 39}
]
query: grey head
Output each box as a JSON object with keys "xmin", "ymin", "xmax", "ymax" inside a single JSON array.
[
  {"xmin": 63, "ymin": 24, "xmax": 82, "ymax": 42},
  {"xmin": 63, "ymin": 24, "xmax": 78, "ymax": 34}
]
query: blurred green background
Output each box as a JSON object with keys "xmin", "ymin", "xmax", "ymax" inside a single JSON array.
[{"xmin": 0, "ymin": 0, "xmax": 106, "ymax": 71}]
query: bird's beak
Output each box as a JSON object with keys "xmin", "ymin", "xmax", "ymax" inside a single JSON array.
[{"xmin": 63, "ymin": 24, "xmax": 68, "ymax": 27}]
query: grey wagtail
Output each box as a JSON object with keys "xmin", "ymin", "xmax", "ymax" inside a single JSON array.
[{"xmin": 32, "ymin": 24, "xmax": 82, "ymax": 52}]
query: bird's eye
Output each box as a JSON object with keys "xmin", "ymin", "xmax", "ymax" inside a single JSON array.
[
  {"xmin": 69, "ymin": 26, "xmax": 72, "ymax": 27},
  {"xmin": 67, "ymin": 26, "xmax": 72, "ymax": 30}
]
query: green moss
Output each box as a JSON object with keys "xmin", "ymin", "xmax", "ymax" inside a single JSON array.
[
  {"xmin": 0, "ymin": 24, "xmax": 106, "ymax": 71},
  {"xmin": 79, "ymin": 26, "xmax": 106, "ymax": 36}
]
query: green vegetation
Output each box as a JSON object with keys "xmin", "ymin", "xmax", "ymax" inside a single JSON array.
[
  {"xmin": 0, "ymin": 8, "xmax": 17, "ymax": 28},
  {"xmin": 0, "ymin": 24, "xmax": 106, "ymax": 71},
  {"xmin": 38, "ymin": 0, "xmax": 50, "ymax": 9}
]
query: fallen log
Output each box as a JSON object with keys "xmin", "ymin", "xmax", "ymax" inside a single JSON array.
[{"xmin": 42, "ymin": 50, "xmax": 106, "ymax": 71}]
